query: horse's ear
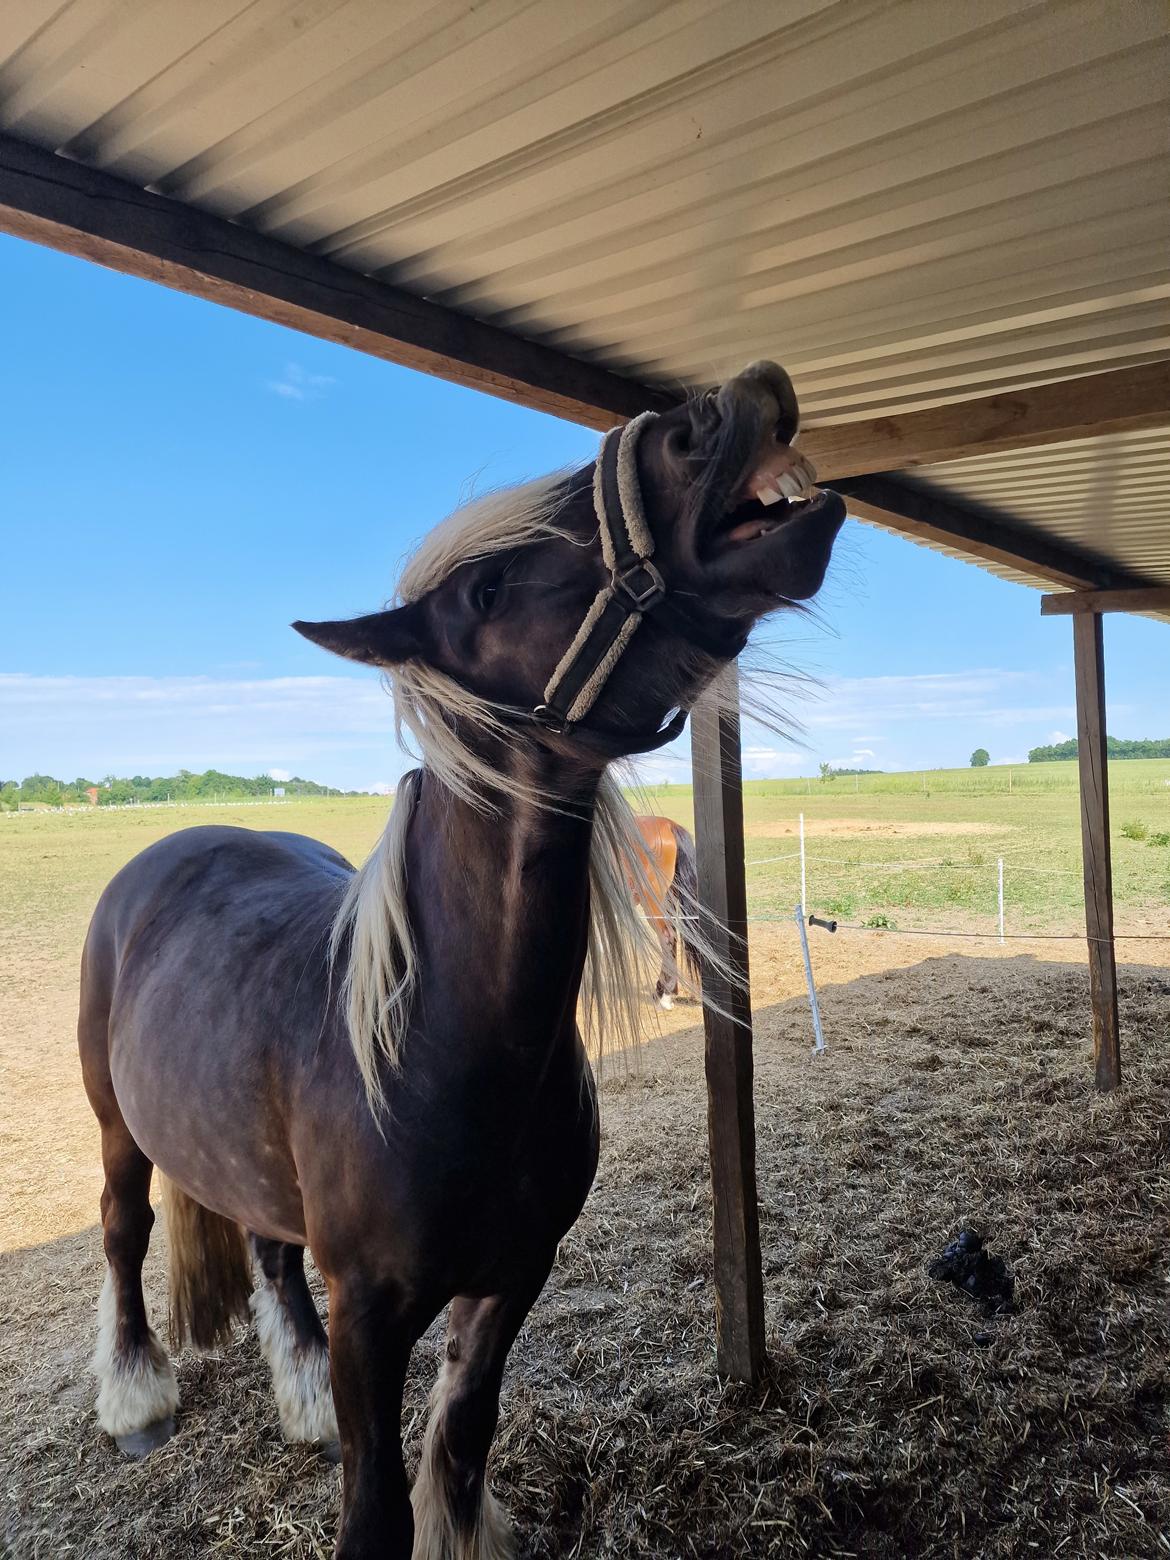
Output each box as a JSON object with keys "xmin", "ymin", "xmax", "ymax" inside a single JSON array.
[{"xmin": 292, "ymin": 605, "xmax": 423, "ymax": 667}]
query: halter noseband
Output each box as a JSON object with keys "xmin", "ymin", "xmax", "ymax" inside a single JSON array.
[{"xmin": 530, "ymin": 412, "xmax": 685, "ymax": 752}]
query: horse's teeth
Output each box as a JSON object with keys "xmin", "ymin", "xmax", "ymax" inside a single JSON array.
[
  {"xmin": 778, "ymin": 471, "xmax": 805, "ymax": 499},
  {"xmin": 757, "ymin": 482, "xmax": 783, "ymax": 506}
]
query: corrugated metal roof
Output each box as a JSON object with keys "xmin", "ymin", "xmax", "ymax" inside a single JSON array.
[
  {"xmin": 1, "ymin": 0, "xmax": 1168, "ymax": 603},
  {"xmin": 905, "ymin": 428, "xmax": 1170, "ymax": 618},
  {"xmin": 2, "ymin": 0, "xmax": 1167, "ymax": 410}
]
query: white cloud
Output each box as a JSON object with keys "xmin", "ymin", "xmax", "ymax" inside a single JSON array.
[
  {"xmin": 268, "ymin": 766, "xmax": 292, "ymax": 782},
  {"xmin": 0, "ymin": 671, "xmax": 402, "ymax": 790},
  {"xmin": 796, "ymin": 669, "xmax": 1073, "ymax": 731},
  {"xmin": 1047, "ymin": 729, "xmax": 1070, "ymax": 743},
  {"xmin": 741, "ymin": 745, "xmax": 804, "ymax": 777},
  {"xmin": 0, "ymin": 663, "xmax": 1086, "ymax": 793},
  {"xmin": 265, "ymin": 362, "xmax": 337, "ymax": 402}
]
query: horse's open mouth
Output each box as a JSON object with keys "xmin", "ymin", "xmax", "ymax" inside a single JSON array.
[{"xmin": 705, "ymin": 486, "xmax": 841, "ymax": 557}]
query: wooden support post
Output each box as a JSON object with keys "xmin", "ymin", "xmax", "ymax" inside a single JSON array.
[
  {"xmin": 690, "ymin": 667, "xmax": 765, "ymax": 1381},
  {"xmin": 1072, "ymin": 612, "xmax": 1121, "ymax": 1091}
]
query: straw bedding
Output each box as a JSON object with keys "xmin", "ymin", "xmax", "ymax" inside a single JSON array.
[{"xmin": 2, "ymin": 954, "xmax": 1167, "ymax": 1557}]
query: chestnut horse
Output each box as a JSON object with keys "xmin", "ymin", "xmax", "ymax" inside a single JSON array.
[
  {"xmin": 79, "ymin": 362, "xmax": 843, "ymax": 1558},
  {"xmin": 631, "ymin": 815, "xmax": 700, "ymax": 1009}
]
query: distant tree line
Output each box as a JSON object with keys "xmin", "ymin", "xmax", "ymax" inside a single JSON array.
[
  {"xmin": 1028, "ymin": 737, "xmax": 1170, "ymax": 763},
  {"xmin": 0, "ymin": 768, "xmax": 347, "ymax": 809},
  {"xmin": 818, "ymin": 763, "xmax": 884, "ymax": 780}
]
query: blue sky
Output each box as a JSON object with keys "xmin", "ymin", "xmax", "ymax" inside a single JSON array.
[{"xmin": 1, "ymin": 234, "xmax": 1166, "ymax": 792}]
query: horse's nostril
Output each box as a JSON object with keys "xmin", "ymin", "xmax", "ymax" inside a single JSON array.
[{"xmin": 730, "ymin": 360, "xmax": 799, "ymax": 438}]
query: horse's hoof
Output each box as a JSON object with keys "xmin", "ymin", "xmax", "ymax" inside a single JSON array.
[
  {"xmin": 114, "ymin": 1415, "xmax": 175, "ymax": 1458},
  {"xmin": 319, "ymin": 1439, "xmax": 342, "ymax": 1465}
]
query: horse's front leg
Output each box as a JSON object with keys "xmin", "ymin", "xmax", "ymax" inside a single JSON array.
[
  {"xmin": 412, "ymin": 1267, "xmax": 551, "ymax": 1560},
  {"xmin": 327, "ymin": 1275, "xmax": 420, "ymax": 1559}
]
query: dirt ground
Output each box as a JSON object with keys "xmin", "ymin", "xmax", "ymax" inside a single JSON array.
[{"xmin": 2, "ymin": 893, "xmax": 1169, "ymax": 1556}]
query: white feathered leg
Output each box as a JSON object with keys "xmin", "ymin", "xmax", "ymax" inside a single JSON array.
[
  {"xmin": 93, "ymin": 1270, "xmax": 179, "ymax": 1448},
  {"xmin": 251, "ymin": 1280, "xmax": 337, "ymax": 1444},
  {"xmin": 411, "ymin": 1360, "xmax": 514, "ymax": 1560}
]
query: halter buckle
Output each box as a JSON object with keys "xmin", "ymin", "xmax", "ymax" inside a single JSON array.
[
  {"xmin": 613, "ymin": 558, "xmax": 665, "ymax": 611},
  {"xmin": 532, "ymin": 704, "xmax": 571, "ymax": 735}
]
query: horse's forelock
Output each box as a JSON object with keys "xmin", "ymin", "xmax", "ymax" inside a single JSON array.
[{"xmin": 397, "ymin": 472, "xmax": 574, "ymax": 604}]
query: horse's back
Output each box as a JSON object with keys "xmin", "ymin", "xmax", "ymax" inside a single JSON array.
[
  {"xmin": 80, "ymin": 826, "xmax": 355, "ymax": 1238},
  {"xmin": 88, "ymin": 824, "xmax": 345, "ymax": 948}
]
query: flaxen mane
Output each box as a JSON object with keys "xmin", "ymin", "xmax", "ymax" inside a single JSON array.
[{"xmin": 329, "ymin": 476, "xmax": 724, "ymax": 1119}]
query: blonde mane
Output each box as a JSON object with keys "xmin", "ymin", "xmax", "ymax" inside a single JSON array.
[{"xmin": 329, "ymin": 475, "xmax": 728, "ymax": 1120}]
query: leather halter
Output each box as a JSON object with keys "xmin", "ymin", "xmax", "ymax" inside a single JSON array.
[
  {"xmin": 491, "ymin": 411, "xmax": 751, "ymax": 758},
  {"xmin": 529, "ymin": 412, "xmax": 685, "ymax": 752}
]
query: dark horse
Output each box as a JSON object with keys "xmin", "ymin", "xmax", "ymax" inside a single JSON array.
[{"xmin": 79, "ymin": 362, "xmax": 843, "ymax": 1558}]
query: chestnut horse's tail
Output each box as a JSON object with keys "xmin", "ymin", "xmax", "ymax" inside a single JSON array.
[
  {"xmin": 160, "ymin": 1177, "xmax": 253, "ymax": 1351},
  {"xmin": 668, "ymin": 822, "xmax": 702, "ymax": 991}
]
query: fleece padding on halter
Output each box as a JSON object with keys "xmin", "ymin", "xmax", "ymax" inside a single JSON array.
[{"xmin": 538, "ymin": 411, "xmax": 666, "ymax": 730}]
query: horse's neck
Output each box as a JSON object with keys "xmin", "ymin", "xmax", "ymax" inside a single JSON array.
[{"xmin": 406, "ymin": 761, "xmax": 598, "ymax": 1048}]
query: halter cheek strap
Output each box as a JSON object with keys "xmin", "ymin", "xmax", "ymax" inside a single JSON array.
[{"xmin": 535, "ymin": 411, "xmax": 671, "ymax": 734}]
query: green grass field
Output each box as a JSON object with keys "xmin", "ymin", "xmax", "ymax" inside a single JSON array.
[
  {"xmin": 641, "ymin": 758, "xmax": 1170, "ymax": 935},
  {"xmin": 2, "ymin": 761, "xmax": 1169, "ymax": 957},
  {"xmin": 651, "ymin": 756, "xmax": 1170, "ymax": 798}
]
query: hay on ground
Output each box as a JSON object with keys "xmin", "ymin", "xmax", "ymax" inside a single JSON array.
[{"xmin": 1, "ymin": 955, "xmax": 1168, "ymax": 1557}]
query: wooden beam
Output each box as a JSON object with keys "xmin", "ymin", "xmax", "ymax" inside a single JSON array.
[
  {"xmin": 1040, "ymin": 586, "xmax": 1170, "ymax": 617},
  {"xmin": 834, "ymin": 474, "xmax": 1151, "ymax": 592},
  {"xmin": 0, "ymin": 134, "xmax": 676, "ymax": 431},
  {"xmin": 1072, "ymin": 613, "xmax": 1121, "ymax": 1092},
  {"xmin": 802, "ymin": 361, "xmax": 1170, "ymax": 480},
  {"xmin": 4, "ymin": 136, "xmax": 1163, "ymax": 609},
  {"xmin": 690, "ymin": 668, "xmax": 766, "ymax": 1382}
]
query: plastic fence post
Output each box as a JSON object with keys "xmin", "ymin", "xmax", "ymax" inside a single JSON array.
[
  {"xmin": 795, "ymin": 905, "xmax": 826, "ymax": 1055},
  {"xmin": 998, "ymin": 857, "xmax": 1005, "ymax": 945}
]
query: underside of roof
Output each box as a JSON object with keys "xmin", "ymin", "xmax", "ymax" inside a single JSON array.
[
  {"xmin": 1, "ymin": 0, "xmax": 1167, "ymax": 609},
  {"xmin": 908, "ymin": 429, "xmax": 1170, "ymax": 598}
]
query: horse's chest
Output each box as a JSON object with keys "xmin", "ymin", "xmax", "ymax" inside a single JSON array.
[{"xmin": 402, "ymin": 1065, "xmax": 599, "ymax": 1285}]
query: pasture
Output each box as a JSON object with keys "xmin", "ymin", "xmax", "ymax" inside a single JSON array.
[{"xmin": 2, "ymin": 778, "xmax": 1168, "ymax": 1556}]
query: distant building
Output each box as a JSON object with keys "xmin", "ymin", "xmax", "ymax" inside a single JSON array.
[
  {"xmin": 85, "ymin": 787, "xmax": 99, "ymax": 805},
  {"xmin": 273, "ymin": 786, "xmax": 286, "ymax": 798}
]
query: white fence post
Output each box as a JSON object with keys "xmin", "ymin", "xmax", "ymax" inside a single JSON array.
[
  {"xmin": 799, "ymin": 812, "xmax": 807, "ymax": 912},
  {"xmin": 998, "ymin": 857, "xmax": 1005, "ymax": 945}
]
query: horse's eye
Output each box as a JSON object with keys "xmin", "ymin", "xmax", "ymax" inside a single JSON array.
[{"xmin": 474, "ymin": 578, "xmax": 500, "ymax": 615}]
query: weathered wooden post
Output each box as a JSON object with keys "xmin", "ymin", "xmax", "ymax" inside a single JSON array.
[
  {"xmin": 1072, "ymin": 611, "xmax": 1121, "ymax": 1091},
  {"xmin": 1043, "ymin": 586, "xmax": 1170, "ymax": 1087},
  {"xmin": 689, "ymin": 665, "xmax": 766, "ymax": 1381}
]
